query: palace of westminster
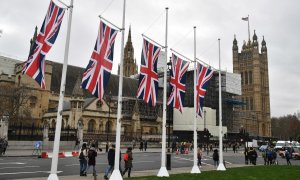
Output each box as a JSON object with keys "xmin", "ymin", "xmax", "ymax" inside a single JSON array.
[{"xmin": 0, "ymin": 26, "xmax": 271, "ymax": 141}]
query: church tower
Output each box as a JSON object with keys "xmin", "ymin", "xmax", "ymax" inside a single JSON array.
[
  {"xmin": 232, "ymin": 30, "xmax": 271, "ymax": 137},
  {"xmin": 121, "ymin": 26, "xmax": 138, "ymax": 77}
]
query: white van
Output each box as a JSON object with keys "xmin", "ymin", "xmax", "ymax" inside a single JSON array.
[{"xmin": 274, "ymin": 141, "xmax": 291, "ymax": 151}]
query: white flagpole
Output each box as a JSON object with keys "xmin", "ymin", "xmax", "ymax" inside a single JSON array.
[
  {"xmin": 217, "ymin": 38, "xmax": 226, "ymax": 171},
  {"xmin": 110, "ymin": 0, "xmax": 126, "ymax": 179},
  {"xmin": 191, "ymin": 26, "xmax": 200, "ymax": 173},
  {"xmin": 247, "ymin": 15, "xmax": 250, "ymax": 40},
  {"xmin": 157, "ymin": 7, "xmax": 169, "ymax": 177},
  {"xmin": 48, "ymin": 1, "xmax": 74, "ymax": 180}
]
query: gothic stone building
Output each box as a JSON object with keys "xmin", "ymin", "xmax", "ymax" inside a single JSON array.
[
  {"xmin": 0, "ymin": 29, "xmax": 161, "ymax": 141},
  {"xmin": 232, "ymin": 30, "xmax": 271, "ymax": 137}
]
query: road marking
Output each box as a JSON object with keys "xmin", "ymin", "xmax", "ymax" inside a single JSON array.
[
  {"xmin": 0, "ymin": 171, "xmax": 62, "ymax": 175},
  {"xmin": 0, "ymin": 166, "xmax": 39, "ymax": 170},
  {"xmin": 0, "ymin": 162, "xmax": 26, "ymax": 165}
]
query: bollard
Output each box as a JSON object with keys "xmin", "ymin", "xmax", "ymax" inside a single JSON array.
[{"xmin": 167, "ymin": 153, "xmax": 171, "ymax": 170}]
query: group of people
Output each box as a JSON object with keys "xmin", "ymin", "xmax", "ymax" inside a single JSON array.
[
  {"xmin": 78, "ymin": 143, "xmax": 133, "ymax": 179},
  {"xmin": 244, "ymin": 147, "xmax": 258, "ymax": 165}
]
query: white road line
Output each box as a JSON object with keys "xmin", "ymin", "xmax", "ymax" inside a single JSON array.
[
  {"xmin": 0, "ymin": 171, "xmax": 62, "ymax": 175},
  {"xmin": 0, "ymin": 166, "xmax": 39, "ymax": 170},
  {"xmin": 0, "ymin": 162, "xmax": 26, "ymax": 165}
]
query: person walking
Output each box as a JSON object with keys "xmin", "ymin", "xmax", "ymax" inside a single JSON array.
[
  {"xmin": 197, "ymin": 146, "xmax": 202, "ymax": 167},
  {"xmin": 79, "ymin": 143, "xmax": 88, "ymax": 176},
  {"xmin": 139, "ymin": 140, "xmax": 143, "ymax": 151},
  {"xmin": 285, "ymin": 150, "xmax": 292, "ymax": 165},
  {"xmin": 212, "ymin": 149, "xmax": 219, "ymax": 167},
  {"xmin": 104, "ymin": 144, "xmax": 115, "ymax": 179},
  {"xmin": 86, "ymin": 144, "xmax": 97, "ymax": 176},
  {"xmin": 74, "ymin": 138, "xmax": 80, "ymax": 150},
  {"xmin": 122, "ymin": 147, "xmax": 133, "ymax": 178},
  {"xmin": 144, "ymin": 140, "xmax": 147, "ymax": 151},
  {"xmin": 248, "ymin": 147, "xmax": 257, "ymax": 165},
  {"xmin": 244, "ymin": 148, "xmax": 249, "ymax": 165}
]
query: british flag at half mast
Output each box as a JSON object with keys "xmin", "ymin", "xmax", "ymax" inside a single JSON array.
[
  {"xmin": 81, "ymin": 21, "xmax": 118, "ymax": 100},
  {"xmin": 137, "ymin": 38, "xmax": 161, "ymax": 107},
  {"xmin": 196, "ymin": 62, "xmax": 214, "ymax": 117},
  {"xmin": 22, "ymin": 1, "xmax": 65, "ymax": 89},
  {"xmin": 167, "ymin": 53, "xmax": 190, "ymax": 113}
]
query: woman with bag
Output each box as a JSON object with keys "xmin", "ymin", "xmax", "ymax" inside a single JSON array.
[{"xmin": 79, "ymin": 143, "xmax": 88, "ymax": 176}]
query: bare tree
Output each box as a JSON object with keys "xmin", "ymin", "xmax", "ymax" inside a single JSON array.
[{"xmin": 0, "ymin": 84, "xmax": 31, "ymax": 123}]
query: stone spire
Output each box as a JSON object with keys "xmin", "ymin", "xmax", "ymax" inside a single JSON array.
[
  {"xmin": 29, "ymin": 26, "xmax": 38, "ymax": 55},
  {"xmin": 72, "ymin": 74, "xmax": 84, "ymax": 97}
]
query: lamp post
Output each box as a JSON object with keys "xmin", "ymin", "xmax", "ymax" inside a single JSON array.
[
  {"xmin": 167, "ymin": 58, "xmax": 172, "ymax": 153},
  {"xmin": 106, "ymin": 91, "xmax": 112, "ymax": 153}
]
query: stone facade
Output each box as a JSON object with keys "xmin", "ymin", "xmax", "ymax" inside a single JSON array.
[{"xmin": 232, "ymin": 31, "xmax": 271, "ymax": 137}]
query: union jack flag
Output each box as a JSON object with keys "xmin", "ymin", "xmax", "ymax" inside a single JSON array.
[
  {"xmin": 167, "ymin": 53, "xmax": 190, "ymax": 113},
  {"xmin": 196, "ymin": 62, "xmax": 214, "ymax": 117},
  {"xmin": 22, "ymin": 1, "xmax": 65, "ymax": 89},
  {"xmin": 137, "ymin": 38, "xmax": 161, "ymax": 107},
  {"xmin": 81, "ymin": 21, "xmax": 118, "ymax": 100}
]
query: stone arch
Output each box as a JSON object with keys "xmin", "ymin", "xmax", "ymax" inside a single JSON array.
[
  {"xmin": 61, "ymin": 119, "xmax": 65, "ymax": 129},
  {"xmin": 88, "ymin": 119, "xmax": 96, "ymax": 132},
  {"xmin": 98, "ymin": 122, "xmax": 103, "ymax": 132}
]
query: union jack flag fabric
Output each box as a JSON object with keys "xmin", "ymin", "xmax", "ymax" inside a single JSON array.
[
  {"xmin": 137, "ymin": 38, "xmax": 161, "ymax": 107},
  {"xmin": 167, "ymin": 53, "xmax": 190, "ymax": 113},
  {"xmin": 81, "ymin": 21, "xmax": 118, "ymax": 100},
  {"xmin": 22, "ymin": 1, "xmax": 65, "ymax": 89},
  {"xmin": 196, "ymin": 62, "xmax": 214, "ymax": 117}
]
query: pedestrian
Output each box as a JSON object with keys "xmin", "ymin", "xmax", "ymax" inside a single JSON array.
[
  {"xmin": 104, "ymin": 144, "xmax": 115, "ymax": 179},
  {"xmin": 285, "ymin": 150, "xmax": 292, "ymax": 165},
  {"xmin": 144, "ymin": 140, "xmax": 147, "ymax": 151},
  {"xmin": 244, "ymin": 148, "xmax": 249, "ymax": 165},
  {"xmin": 87, "ymin": 144, "xmax": 97, "ymax": 176},
  {"xmin": 122, "ymin": 147, "xmax": 133, "ymax": 178},
  {"xmin": 95, "ymin": 140, "xmax": 99, "ymax": 152},
  {"xmin": 233, "ymin": 144, "xmax": 236, "ymax": 153},
  {"xmin": 79, "ymin": 143, "xmax": 88, "ymax": 176},
  {"xmin": 266, "ymin": 148, "xmax": 273, "ymax": 165},
  {"xmin": 262, "ymin": 150, "xmax": 267, "ymax": 165},
  {"xmin": 212, "ymin": 149, "xmax": 219, "ymax": 167},
  {"xmin": 74, "ymin": 138, "xmax": 80, "ymax": 150},
  {"xmin": 197, "ymin": 146, "xmax": 202, "ymax": 167},
  {"xmin": 248, "ymin": 147, "xmax": 257, "ymax": 165},
  {"xmin": 32, "ymin": 141, "xmax": 42, "ymax": 156},
  {"xmin": 139, "ymin": 140, "xmax": 143, "ymax": 151}
]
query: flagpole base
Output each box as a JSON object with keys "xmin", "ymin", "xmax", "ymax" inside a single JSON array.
[
  {"xmin": 157, "ymin": 166, "xmax": 169, "ymax": 177},
  {"xmin": 191, "ymin": 165, "xmax": 201, "ymax": 173},
  {"xmin": 110, "ymin": 169, "xmax": 123, "ymax": 180},
  {"xmin": 48, "ymin": 174, "xmax": 59, "ymax": 180},
  {"xmin": 217, "ymin": 163, "xmax": 226, "ymax": 171}
]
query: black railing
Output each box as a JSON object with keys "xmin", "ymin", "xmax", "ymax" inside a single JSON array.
[{"xmin": 8, "ymin": 123, "xmax": 43, "ymax": 141}]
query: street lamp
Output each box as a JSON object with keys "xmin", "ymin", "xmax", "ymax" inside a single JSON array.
[
  {"xmin": 240, "ymin": 125, "xmax": 248, "ymax": 149},
  {"xmin": 106, "ymin": 91, "xmax": 112, "ymax": 153},
  {"xmin": 167, "ymin": 58, "xmax": 172, "ymax": 153}
]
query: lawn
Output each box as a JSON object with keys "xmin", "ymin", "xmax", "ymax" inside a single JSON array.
[{"xmin": 129, "ymin": 166, "xmax": 300, "ymax": 180}]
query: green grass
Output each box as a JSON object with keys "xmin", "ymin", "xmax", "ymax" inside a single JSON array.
[{"xmin": 129, "ymin": 166, "xmax": 300, "ymax": 180}]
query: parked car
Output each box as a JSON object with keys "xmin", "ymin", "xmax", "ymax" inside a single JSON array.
[{"xmin": 292, "ymin": 147, "xmax": 300, "ymax": 160}]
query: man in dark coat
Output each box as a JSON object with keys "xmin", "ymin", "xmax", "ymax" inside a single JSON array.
[
  {"xmin": 122, "ymin": 147, "xmax": 133, "ymax": 178},
  {"xmin": 104, "ymin": 144, "xmax": 115, "ymax": 179},
  {"xmin": 87, "ymin": 144, "xmax": 97, "ymax": 176}
]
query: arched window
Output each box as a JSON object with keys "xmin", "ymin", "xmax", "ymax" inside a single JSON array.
[
  {"xmin": 96, "ymin": 100, "xmax": 103, "ymax": 109},
  {"xmin": 249, "ymin": 71, "xmax": 252, "ymax": 84},
  {"xmin": 18, "ymin": 75, "xmax": 21, "ymax": 86},
  {"xmin": 245, "ymin": 72, "xmax": 248, "ymax": 85},
  {"xmin": 88, "ymin": 119, "xmax": 96, "ymax": 132},
  {"xmin": 241, "ymin": 72, "xmax": 244, "ymax": 85}
]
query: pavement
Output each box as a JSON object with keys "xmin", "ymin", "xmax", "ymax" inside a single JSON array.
[{"xmin": 19, "ymin": 163, "xmax": 248, "ymax": 180}]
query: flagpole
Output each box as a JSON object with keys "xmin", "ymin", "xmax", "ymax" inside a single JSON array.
[
  {"xmin": 157, "ymin": 7, "xmax": 169, "ymax": 177},
  {"xmin": 48, "ymin": 0, "xmax": 74, "ymax": 179},
  {"xmin": 217, "ymin": 38, "xmax": 226, "ymax": 171},
  {"xmin": 247, "ymin": 15, "xmax": 250, "ymax": 40},
  {"xmin": 191, "ymin": 26, "xmax": 200, "ymax": 173},
  {"xmin": 110, "ymin": 0, "xmax": 126, "ymax": 179}
]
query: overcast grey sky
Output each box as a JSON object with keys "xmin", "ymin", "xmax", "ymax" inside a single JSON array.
[{"xmin": 0, "ymin": 0, "xmax": 299, "ymax": 117}]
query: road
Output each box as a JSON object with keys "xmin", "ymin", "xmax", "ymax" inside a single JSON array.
[{"xmin": 0, "ymin": 150, "xmax": 299, "ymax": 179}]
